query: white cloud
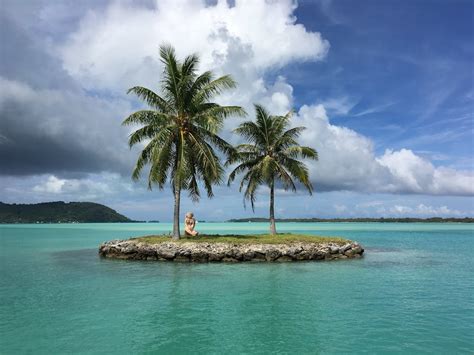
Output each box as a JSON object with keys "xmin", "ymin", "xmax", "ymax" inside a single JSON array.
[
  {"xmin": 351, "ymin": 101, "xmax": 396, "ymax": 117},
  {"xmin": 385, "ymin": 204, "xmax": 465, "ymax": 216},
  {"xmin": 59, "ymin": 0, "xmax": 329, "ymax": 93},
  {"xmin": 53, "ymin": 0, "xmax": 326, "ymax": 171},
  {"xmin": 33, "ymin": 176, "xmax": 66, "ymax": 194},
  {"xmin": 31, "ymin": 173, "xmax": 135, "ymax": 200},
  {"xmin": 377, "ymin": 149, "xmax": 474, "ymax": 195},
  {"xmin": 377, "ymin": 149, "xmax": 435, "ymax": 193},
  {"xmin": 320, "ymin": 96, "xmax": 357, "ymax": 116},
  {"xmin": 356, "ymin": 200, "xmax": 384, "ymax": 208},
  {"xmin": 333, "ymin": 204, "xmax": 347, "ymax": 213},
  {"xmin": 296, "ymin": 104, "xmax": 392, "ymax": 191},
  {"xmin": 295, "ymin": 105, "xmax": 474, "ymax": 195}
]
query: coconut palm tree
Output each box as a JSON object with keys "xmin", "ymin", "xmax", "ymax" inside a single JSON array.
[
  {"xmin": 123, "ymin": 44, "xmax": 245, "ymax": 239},
  {"xmin": 227, "ymin": 104, "xmax": 317, "ymax": 234}
]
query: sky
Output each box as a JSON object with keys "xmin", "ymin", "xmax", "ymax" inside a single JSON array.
[{"xmin": 0, "ymin": 0, "xmax": 473, "ymax": 221}]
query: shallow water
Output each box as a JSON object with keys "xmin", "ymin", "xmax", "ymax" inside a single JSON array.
[{"xmin": 0, "ymin": 222, "xmax": 473, "ymax": 353}]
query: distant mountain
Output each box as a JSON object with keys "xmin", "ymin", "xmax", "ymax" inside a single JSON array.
[
  {"xmin": 228, "ymin": 217, "xmax": 474, "ymax": 223},
  {"xmin": 0, "ymin": 201, "xmax": 132, "ymax": 223}
]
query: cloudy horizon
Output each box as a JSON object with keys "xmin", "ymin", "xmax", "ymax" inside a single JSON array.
[{"xmin": 1, "ymin": 0, "xmax": 473, "ymax": 221}]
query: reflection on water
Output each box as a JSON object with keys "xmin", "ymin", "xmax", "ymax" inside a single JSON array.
[{"xmin": 366, "ymin": 247, "xmax": 402, "ymax": 252}]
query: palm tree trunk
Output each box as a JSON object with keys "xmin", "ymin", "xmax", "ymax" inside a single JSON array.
[
  {"xmin": 269, "ymin": 179, "xmax": 276, "ymax": 235},
  {"xmin": 172, "ymin": 186, "xmax": 181, "ymax": 239}
]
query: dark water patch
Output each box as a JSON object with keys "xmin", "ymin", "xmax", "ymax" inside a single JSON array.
[
  {"xmin": 366, "ymin": 246, "xmax": 403, "ymax": 253},
  {"xmin": 49, "ymin": 248, "xmax": 98, "ymax": 266},
  {"xmin": 50, "ymin": 248, "xmax": 96, "ymax": 259},
  {"xmin": 365, "ymin": 260, "xmax": 408, "ymax": 268},
  {"xmin": 365, "ymin": 257, "xmax": 444, "ymax": 269}
]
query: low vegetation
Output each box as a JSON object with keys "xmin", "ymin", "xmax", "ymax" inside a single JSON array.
[
  {"xmin": 228, "ymin": 217, "xmax": 474, "ymax": 223},
  {"xmin": 134, "ymin": 233, "xmax": 350, "ymax": 245}
]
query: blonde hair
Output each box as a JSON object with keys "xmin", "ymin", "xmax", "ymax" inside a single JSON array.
[{"xmin": 185, "ymin": 212, "xmax": 194, "ymax": 219}]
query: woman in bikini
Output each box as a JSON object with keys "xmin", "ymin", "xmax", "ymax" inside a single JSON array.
[{"xmin": 184, "ymin": 212, "xmax": 199, "ymax": 236}]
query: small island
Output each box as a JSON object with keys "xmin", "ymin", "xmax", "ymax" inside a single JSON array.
[
  {"xmin": 98, "ymin": 47, "xmax": 366, "ymax": 264},
  {"xmin": 98, "ymin": 234, "xmax": 364, "ymax": 262}
]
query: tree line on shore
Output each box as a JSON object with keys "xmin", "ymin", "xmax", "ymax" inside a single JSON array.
[{"xmin": 227, "ymin": 217, "xmax": 474, "ymax": 223}]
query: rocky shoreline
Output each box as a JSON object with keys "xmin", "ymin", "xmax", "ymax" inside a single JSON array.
[{"xmin": 99, "ymin": 239, "xmax": 364, "ymax": 262}]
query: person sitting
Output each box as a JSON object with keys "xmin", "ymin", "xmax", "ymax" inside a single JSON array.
[{"xmin": 184, "ymin": 212, "xmax": 199, "ymax": 236}]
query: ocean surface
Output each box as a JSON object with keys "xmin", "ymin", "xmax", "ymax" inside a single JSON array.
[{"xmin": 0, "ymin": 222, "xmax": 473, "ymax": 354}]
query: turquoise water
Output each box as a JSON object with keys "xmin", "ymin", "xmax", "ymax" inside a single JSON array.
[{"xmin": 1, "ymin": 222, "xmax": 473, "ymax": 354}]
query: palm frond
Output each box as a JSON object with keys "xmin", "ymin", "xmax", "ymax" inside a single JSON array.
[
  {"xmin": 187, "ymin": 131, "xmax": 222, "ymax": 183},
  {"xmin": 147, "ymin": 134, "xmax": 175, "ymax": 189},
  {"xmin": 277, "ymin": 126, "xmax": 305, "ymax": 142},
  {"xmin": 195, "ymin": 126, "xmax": 236, "ymax": 158},
  {"xmin": 227, "ymin": 156, "xmax": 264, "ymax": 185},
  {"xmin": 279, "ymin": 156, "xmax": 313, "ymax": 193},
  {"xmin": 127, "ymin": 124, "xmax": 156, "ymax": 147},
  {"xmin": 193, "ymin": 75, "xmax": 237, "ymax": 104},
  {"xmin": 159, "ymin": 44, "xmax": 181, "ymax": 107},
  {"xmin": 122, "ymin": 110, "xmax": 171, "ymax": 127},
  {"xmin": 242, "ymin": 168, "xmax": 263, "ymax": 211},
  {"xmin": 282, "ymin": 146, "xmax": 318, "ymax": 160},
  {"xmin": 181, "ymin": 53, "xmax": 199, "ymax": 78},
  {"xmin": 274, "ymin": 161, "xmax": 297, "ymax": 192},
  {"xmin": 234, "ymin": 121, "xmax": 266, "ymax": 146},
  {"xmin": 126, "ymin": 87, "xmax": 171, "ymax": 113},
  {"xmin": 131, "ymin": 128, "xmax": 175, "ymax": 181}
]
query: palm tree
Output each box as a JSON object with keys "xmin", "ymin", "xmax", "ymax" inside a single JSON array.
[
  {"xmin": 123, "ymin": 45, "xmax": 245, "ymax": 239},
  {"xmin": 227, "ymin": 104, "xmax": 318, "ymax": 235}
]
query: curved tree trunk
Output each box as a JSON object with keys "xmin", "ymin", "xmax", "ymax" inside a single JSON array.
[
  {"xmin": 269, "ymin": 179, "xmax": 276, "ymax": 235},
  {"xmin": 172, "ymin": 186, "xmax": 181, "ymax": 239}
]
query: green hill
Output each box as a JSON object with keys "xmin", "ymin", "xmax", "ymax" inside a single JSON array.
[{"xmin": 0, "ymin": 201, "xmax": 132, "ymax": 223}]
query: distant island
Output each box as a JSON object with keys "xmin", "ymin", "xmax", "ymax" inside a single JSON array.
[
  {"xmin": 228, "ymin": 217, "xmax": 474, "ymax": 223},
  {"xmin": 0, "ymin": 201, "xmax": 132, "ymax": 223}
]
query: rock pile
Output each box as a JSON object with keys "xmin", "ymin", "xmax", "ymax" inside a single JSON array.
[{"xmin": 99, "ymin": 239, "xmax": 364, "ymax": 262}]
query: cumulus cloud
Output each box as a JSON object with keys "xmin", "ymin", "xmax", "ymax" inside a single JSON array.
[
  {"xmin": 31, "ymin": 173, "xmax": 135, "ymax": 201},
  {"xmin": 377, "ymin": 149, "xmax": 474, "ymax": 195},
  {"xmin": 296, "ymin": 104, "xmax": 392, "ymax": 191},
  {"xmin": 33, "ymin": 176, "xmax": 66, "ymax": 194},
  {"xmin": 295, "ymin": 105, "xmax": 474, "ymax": 195},
  {"xmin": 381, "ymin": 204, "xmax": 465, "ymax": 217},
  {"xmin": 58, "ymin": 0, "xmax": 329, "ymax": 93},
  {"xmin": 55, "ymin": 0, "xmax": 325, "ymax": 133}
]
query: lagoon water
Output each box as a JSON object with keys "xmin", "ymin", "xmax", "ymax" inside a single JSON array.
[{"xmin": 1, "ymin": 222, "xmax": 473, "ymax": 353}]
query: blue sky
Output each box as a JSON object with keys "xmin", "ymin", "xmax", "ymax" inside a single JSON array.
[
  {"xmin": 0, "ymin": 0, "xmax": 473, "ymax": 220},
  {"xmin": 291, "ymin": 0, "xmax": 473, "ymax": 164}
]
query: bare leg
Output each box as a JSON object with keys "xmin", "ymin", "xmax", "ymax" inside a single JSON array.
[{"xmin": 185, "ymin": 228, "xmax": 198, "ymax": 237}]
